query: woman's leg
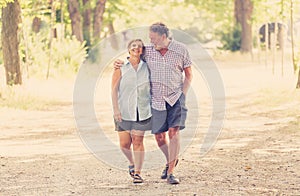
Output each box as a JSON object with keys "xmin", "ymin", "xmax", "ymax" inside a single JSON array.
[
  {"xmin": 118, "ymin": 131, "xmax": 134, "ymax": 166},
  {"xmin": 131, "ymin": 130, "xmax": 145, "ymax": 174}
]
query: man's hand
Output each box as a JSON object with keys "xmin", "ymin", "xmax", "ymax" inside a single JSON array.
[
  {"xmin": 183, "ymin": 66, "xmax": 193, "ymax": 95},
  {"xmin": 114, "ymin": 59, "xmax": 124, "ymax": 69}
]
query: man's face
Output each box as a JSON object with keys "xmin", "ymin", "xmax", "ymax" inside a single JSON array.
[{"xmin": 149, "ymin": 31, "xmax": 165, "ymax": 50}]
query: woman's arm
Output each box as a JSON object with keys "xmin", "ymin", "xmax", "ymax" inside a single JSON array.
[{"xmin": 111, "ymin": 68, "xmax": 122, "ymax": 122}]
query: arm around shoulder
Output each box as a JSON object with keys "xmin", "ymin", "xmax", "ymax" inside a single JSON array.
[{"xmin": 113, "ymin": 59, "xmax": 125, "ymax": 69}]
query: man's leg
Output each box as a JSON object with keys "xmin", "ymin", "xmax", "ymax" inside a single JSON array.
[
  {"xmin": 165, "ymin": 127, "xmax": 180, "ymax": 184},
  {"xmin": 164, "ymin": 94, "xmax": 186, "ymax": 184},
  {"xmin": 155, "ymin": 132, "xmax": 169, "ymax": 163},
  {"xmin": 167, "ymin": 127, "xmax": 180, "ymax": 175},
  {"xmin": 151, "ymin": 108, "xmax": 170, "ymax": 179}
]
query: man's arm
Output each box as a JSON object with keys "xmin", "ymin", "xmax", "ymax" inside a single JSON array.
[
  {"xmin": 113, "ymin": 59, "xmax": 124, "ymax": 69},
  {"xmin": 183, "ymin": 66, "xmax": 193, "ymax": 95}
]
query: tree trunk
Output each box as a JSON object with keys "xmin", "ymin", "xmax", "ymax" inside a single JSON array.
[
  {"xmin": 32, "ymin": 16, "xmax": 42, "ymax": 33},
  {"xmin": 82, "ymin": 0, "xmax": 91, "ymax": 46},
  {"xmin": 296, "ymin": 69, "xmax": 300, "ymax": 88},
  {"xmin": 234, "ymin": 0, "xmax": 253, "ymax": 53},
  {"xmin": 93, "ymin": 0, "xmax": 107, "ymax": 40},
  {"xmin": 46, "ymin": 0, "xmax": 56, "ymax": 79},
  {"xmin": 290, "ymin": 0, "xmax": 300, "ymax": 88},
  {"xmin": 108, "ymin": 21, "xmax": 118, "ymax": 50},
  {"xmin": 1, "ymin": 0, "xmax": 22, "ymax": 85},
  {"xmin": 68, "ymin": 0, "xmax": 83, "ymax": 42}
]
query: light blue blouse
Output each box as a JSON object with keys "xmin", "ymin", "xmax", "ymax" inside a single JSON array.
[{"xmin": 118, "ymin": 59, "xmax": 151, "ymax": 121}]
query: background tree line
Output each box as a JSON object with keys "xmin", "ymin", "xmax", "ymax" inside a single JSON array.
[{"xmin": 1, "ymin": 0, "xmax": 300, "ymax": 87}]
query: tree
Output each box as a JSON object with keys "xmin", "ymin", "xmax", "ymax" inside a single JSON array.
[
  {"xmin": 68, "ymin": 0, "xmax": 83, "ymax": 42},
  {"xmin": 1, "ymin": 0, "xmax": 22, "ymax": 85},
  {"xmin": 82, "ymin": 0, "xmax": 91, "ymax": 46},
  {"xmin": 290, "ymin": 0, "xmax": 300, "ymax": 89},
  {"xmin": 234, "ymin": 0, "xmax": 253, "ymax": 53},
  {"xmin": 93, "ymin": 0, "xmax": 106, "ymax": 41},
  {"xmin": 296, "ymin": 69, "xmax": 300, "ymax": 89}
]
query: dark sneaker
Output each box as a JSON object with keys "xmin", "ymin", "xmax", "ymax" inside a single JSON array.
[
  {"xmin": 167, "ymin": 174, "xmax": 180, "ymax": 184},
  {"xmin": 161, "ymin": 164, "xmax": 169, "ymax": 179},
  {"xmin": 161, "ymin": 159, "xmax": 179, "ymax": 179},
  {"xmin": 133, "ymin": 174, "xmax": 144, "ymax": 183}
]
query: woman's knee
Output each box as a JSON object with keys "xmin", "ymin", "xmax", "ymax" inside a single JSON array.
[
  {"xmin": 119, "ymin": 140, "xmax": 131, "ymax": 149},
  {"xmin": 132, "ymin": 136, "xmax": 143, "ymax": 146}
]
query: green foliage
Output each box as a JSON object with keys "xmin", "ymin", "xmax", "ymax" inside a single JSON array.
[
  {"xmin": 0, "ymin": 0, "xmax": 14, "ymax": 8},
  {"xmin": 51, "ymin": 36, "xmax": 87, "ymax": 74},
  {"xmin": 20, "ymin": 21, "xmax": 87, "ymax": 78},
  {"xmin": 252, "ymin": 0, "xmax": 290, "ymax": 24},
  {"xmin": 218, "ymin": 24, "xmax": 241, "ymax": 51},
  {"xmin": 21, "ymin": 0, "xmax": 51, "ymax": 17}
]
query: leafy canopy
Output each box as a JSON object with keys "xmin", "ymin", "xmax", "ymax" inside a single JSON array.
[{"xmin": 0, "ymin": 0, "xmax": 14, "ymax": 8}]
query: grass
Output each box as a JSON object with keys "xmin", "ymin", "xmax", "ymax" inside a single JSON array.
[
  {"xmin": 0, "ymin": 85, "xmax": 60, "ymax": 111},
  {"xmin": 252, "ymin": 88, "xmax": 300, "ymax": 108}
]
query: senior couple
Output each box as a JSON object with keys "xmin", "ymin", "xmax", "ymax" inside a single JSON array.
[{"xmin": 111, "ymin": 22, "xmax": 193, "ymax": 184}]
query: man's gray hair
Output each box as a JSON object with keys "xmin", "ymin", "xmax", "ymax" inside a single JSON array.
[{"xmin": 149, "ymin": 22, "xmax": 170, "ymax": 37}]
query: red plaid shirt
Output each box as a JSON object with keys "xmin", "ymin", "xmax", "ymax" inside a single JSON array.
[{"xmin": 144, "ymin": 39, "xmax": 192, "ymax": 111}]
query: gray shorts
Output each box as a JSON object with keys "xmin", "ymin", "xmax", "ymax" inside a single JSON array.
[
  {"xmin": 114, "ymin": 117, "xmax": 152, "ymax": 131},
  {"xmin": 151, "ymin": 93, "xmax": 187, "ymax": 134}
]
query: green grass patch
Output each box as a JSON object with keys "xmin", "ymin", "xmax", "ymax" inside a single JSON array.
[{"xmin": 0, "ymin": 86, "xmax": 59, "ymax": 111}]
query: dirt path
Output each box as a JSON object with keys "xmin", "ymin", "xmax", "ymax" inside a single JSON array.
[{"xmin": 0, "ymin": 57, "xmax": 300, "ymax": 195}]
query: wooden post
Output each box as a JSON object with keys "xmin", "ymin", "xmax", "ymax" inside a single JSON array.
[
  {"xmin": 265, "ymin": 23, "xmax": 269, "ymax": 68},
  {"xmin": 257, "ymin": 26, "xmax": 261, "ymax": 64}
]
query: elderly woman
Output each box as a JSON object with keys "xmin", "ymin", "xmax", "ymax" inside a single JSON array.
[{"xmin": 111, "ymin": 39, "xmax": 151, "ymax": 183}]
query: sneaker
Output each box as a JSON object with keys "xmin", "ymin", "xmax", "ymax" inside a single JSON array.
[
  {"xmin": 128, "ymin": 165, "xmax": 135, "ymax": 178},
  {"xmin": 133, "ymin": 174, "xmax": 144, "ymax": 183},
  {"xmin": 161, "ymin": 159, "xmax": 179, "ymax": 179},
  {"xmin": 167, "ymin": 174, "xmax": 180, "ymax": 184},
  {"xmin": 161, "ymin": 165, "xmax": 169, "ymax": 179}
]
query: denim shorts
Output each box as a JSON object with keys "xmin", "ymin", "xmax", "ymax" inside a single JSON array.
[
  {"xmin": 151, "ymin": 93, "xmax": 187, "ymax": 134},
  {"xmin": 114, "ymin": 117, "xmax": 152, "ymax": 131}
]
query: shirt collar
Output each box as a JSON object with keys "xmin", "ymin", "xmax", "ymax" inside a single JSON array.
[
  {"xmin": 124, "ymin": 58, "xmax": 145, "ymax": 68},
  {"xmin": 167, "ymin": 39, "xmax": 176, "ymax": 51}
]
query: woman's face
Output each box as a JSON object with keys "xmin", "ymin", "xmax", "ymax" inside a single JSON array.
[{"xmin": 129, "ymin": 41, "xmax": 143, "ymax": 57}]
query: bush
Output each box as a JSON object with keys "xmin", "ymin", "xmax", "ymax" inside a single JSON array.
[
  {"xmin": 20, "ymin": 28, "xmax": 87, "ymax": 78},
  {"xmin": 218, "ymin": 24, "xmax": 241, "ymax": 51}
]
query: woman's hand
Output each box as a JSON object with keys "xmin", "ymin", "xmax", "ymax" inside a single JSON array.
[{"xmin": 113, "ymin": 111, "xmax": 122, "ymax": 122}]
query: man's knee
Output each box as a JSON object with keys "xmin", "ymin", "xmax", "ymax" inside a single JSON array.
[
  {"xmin": 155, "ymin": 132, "xmax": 167, "ymax": 145},
  {"xmin": 168, "ymin": 127, "xmax": 179, "ymax": 139}
]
